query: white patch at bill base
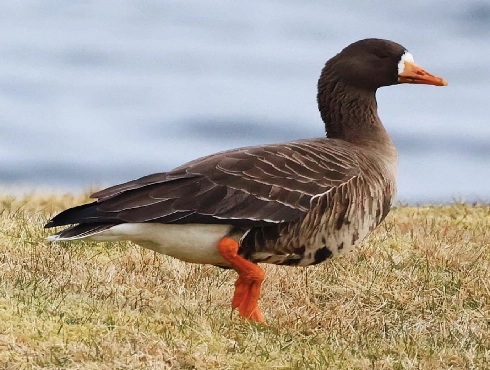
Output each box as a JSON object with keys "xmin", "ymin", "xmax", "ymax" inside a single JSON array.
[{"xmin": 397, "ymin": 51, "xmax": 415, "ymax": 74}]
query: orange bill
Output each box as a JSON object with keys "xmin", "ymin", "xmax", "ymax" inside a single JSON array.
[{"xmin": 398, "ymin": 61, "xmax": 447, "ymax": 86}]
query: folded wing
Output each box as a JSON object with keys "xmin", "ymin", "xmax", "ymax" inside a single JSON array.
[{"xmin": 46, "ymin": 139, "xmax": 361, "ymax": 229}]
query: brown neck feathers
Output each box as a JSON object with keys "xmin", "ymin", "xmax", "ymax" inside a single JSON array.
[{"xmin": 317, "ymin": 70, "xmax": 389, "ymax": 145}]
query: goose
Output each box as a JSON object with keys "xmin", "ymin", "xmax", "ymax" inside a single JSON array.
[{"xmin": 45, "ymin": 38, "xmax": 447, "ymax": 323}]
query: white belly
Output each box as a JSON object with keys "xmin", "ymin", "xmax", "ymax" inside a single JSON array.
[{"xmin": 88, "ymin": 223, "xmax": 234, "ymax": 266}]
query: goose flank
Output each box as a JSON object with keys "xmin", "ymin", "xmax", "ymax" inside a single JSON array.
[{"xmin": 45, "ymin": 38, "xmax": 447, "ymax": 323}]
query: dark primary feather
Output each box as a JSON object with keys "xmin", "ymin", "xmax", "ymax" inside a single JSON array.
[{"xmin": 45, "ymin": 138, "xmax": 361, "ymax": 229}]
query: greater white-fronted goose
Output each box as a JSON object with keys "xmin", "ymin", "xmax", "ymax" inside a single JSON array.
[{"xmin": 45, "ymin": 38, "xmax": 447, "ymax": 323}]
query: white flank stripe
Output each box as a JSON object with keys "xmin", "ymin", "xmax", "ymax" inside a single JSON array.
[{"xmin": 52, "ymin": 223, "xmax": 236, "ymax": 266}]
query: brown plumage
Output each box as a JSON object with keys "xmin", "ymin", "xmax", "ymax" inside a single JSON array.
[{"xmin": 45, "ymin": 38, "xmax": 447, "ymax": 322}]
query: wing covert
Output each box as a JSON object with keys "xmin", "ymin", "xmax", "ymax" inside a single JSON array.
[{"xmin": 88, "ymin": 138, "xmax": 361, "ymax": 226}]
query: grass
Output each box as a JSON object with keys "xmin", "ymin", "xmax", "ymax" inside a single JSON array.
[{"xmin": 1, "ymin": 193, "xmax": 490, "ymax": 369}]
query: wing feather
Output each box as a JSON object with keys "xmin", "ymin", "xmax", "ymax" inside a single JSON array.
[{"xmin": 46, "ymin": 138, "xmax": 362, "ymax": 228}]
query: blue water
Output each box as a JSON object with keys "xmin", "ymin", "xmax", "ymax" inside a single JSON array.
[{"xmin": 1, "ymin": 1, "xmax": 489, "ymax": 203}]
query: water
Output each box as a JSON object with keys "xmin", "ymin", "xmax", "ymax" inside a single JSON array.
[{"xmin": 1, "ymin": 1, "xmax": 489, "ymax": 203}]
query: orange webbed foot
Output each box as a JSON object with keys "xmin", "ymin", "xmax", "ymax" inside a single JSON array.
[
  {"xmin": 218, "ymin": 237, "xmax": 266, "ymax": 323},
  {"xmin": 232, "ymin": 272, "xmax": 265, "ymax": 322}
]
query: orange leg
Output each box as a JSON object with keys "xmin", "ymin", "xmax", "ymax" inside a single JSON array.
[{"xmin": 218, "ymin": 237, "xmax": 265, "ymax": 323}]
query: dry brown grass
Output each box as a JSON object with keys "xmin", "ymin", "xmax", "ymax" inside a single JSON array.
[{"xmin": 1, "ymin": 193, "xmax": 490, "ymax": 369}]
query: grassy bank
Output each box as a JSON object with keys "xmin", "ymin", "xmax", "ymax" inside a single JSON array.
[{"xmin": 1, "ymin": 194, "xmax": 489, "ymax": 369}]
